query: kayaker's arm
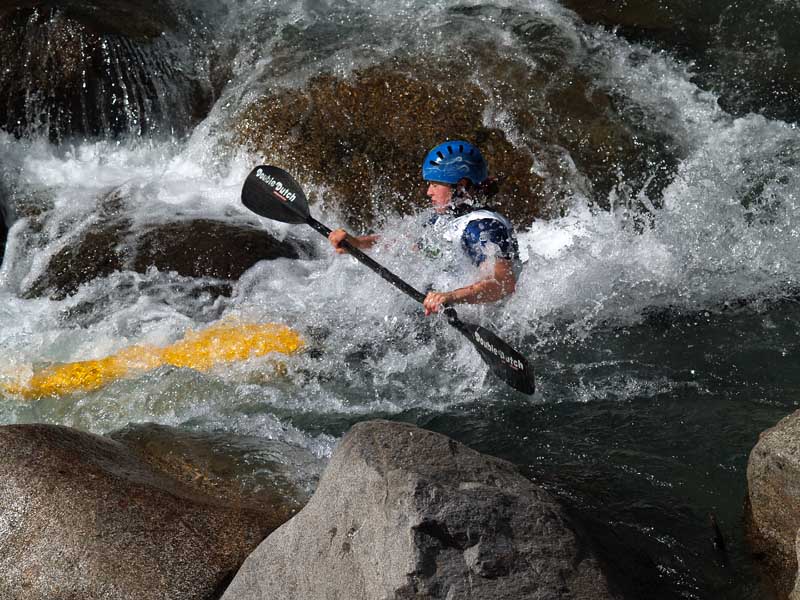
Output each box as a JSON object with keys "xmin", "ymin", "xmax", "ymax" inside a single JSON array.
[
  {"xmin": 423, "ymin": 258, "xmax": 517, "ymax": 316},
  {"xmin": 328, "ymin": 229, "xmax": 380, "ymax": 254}
]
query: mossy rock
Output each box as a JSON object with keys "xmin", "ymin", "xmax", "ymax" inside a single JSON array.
[{"xmin": 235, "ymin": 52, "xmax": 679, "ymax": 228}]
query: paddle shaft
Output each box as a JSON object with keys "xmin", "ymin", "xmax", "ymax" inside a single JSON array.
[
  {"xmin": 306, "ymin": 216, "xmax": 456, "ymax": 313},
  {"xmin": 305, "ymin": 215, "xmax": 534, "ymax": 392}
]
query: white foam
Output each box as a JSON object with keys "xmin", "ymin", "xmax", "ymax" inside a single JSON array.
[{"xmin": 2, "ymin": 0, "xmax": 799, "ymax": 428}]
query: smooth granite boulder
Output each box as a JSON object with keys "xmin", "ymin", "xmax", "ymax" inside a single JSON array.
[
  {"xmin": 747, "ymin": 409, "xmax": 800, "ymax": 599},
  {"xmin": 222, "ymin": 419, "xmax": 623, "ymax": 600},
  {"xmin": 0, "ymin": 423, "xmax": 292, "ymax": 600}
]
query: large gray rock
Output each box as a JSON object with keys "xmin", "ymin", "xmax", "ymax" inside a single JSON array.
[
  {"xmin": 747, "ymin": 409, "xmax": 800, "ymax": 599},
  {"xmin": 222, "ymin": 419, "xmax": 623, "ymax": 600},
  {"xmin": 0, "ymin": 423, "xmax": 290, "ymax": 600}
]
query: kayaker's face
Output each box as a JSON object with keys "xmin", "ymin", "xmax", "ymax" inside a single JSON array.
[{"xmin": 427, "ymin": 181, "xmax": 453, "ymax": 213}]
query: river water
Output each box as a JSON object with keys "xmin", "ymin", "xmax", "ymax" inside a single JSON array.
[{"xmin": 2, "ymin": 1, "xmax": 800, "ymax": 598}]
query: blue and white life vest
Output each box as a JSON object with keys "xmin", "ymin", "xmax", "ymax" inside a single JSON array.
[{"xmin": 421, "ymin": 207, "xmax": 522, "ymax": 280}]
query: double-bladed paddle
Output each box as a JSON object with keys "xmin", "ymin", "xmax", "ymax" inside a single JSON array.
[{"xmin": 241, "ymin": 165, "xmax": 535, "ymax": 395}]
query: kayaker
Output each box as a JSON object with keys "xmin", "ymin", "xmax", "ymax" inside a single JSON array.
[{"xmin": 328, "ymin": 140, "xmax": 521, "ymax": 315}]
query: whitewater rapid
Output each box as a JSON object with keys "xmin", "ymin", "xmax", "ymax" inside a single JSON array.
[{"xmin": 0, "ymin": 0, "xmax": 799, "ymax": 460}]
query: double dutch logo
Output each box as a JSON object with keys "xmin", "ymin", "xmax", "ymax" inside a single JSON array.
[
  {"xmin": 473, "ymin": 330, "xmax": 524, "ymax": 371},
  {"xmin": 256, "ymin": 169, "xmax": 298, "ymax": 204}
]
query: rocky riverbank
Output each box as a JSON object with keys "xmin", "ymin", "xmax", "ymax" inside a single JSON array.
[
  {"xmin": 4, "ymin": 410, "xmax": 800, "ymax": 599},
  {"xmin": 0, "ymin": 423, "xmax": 299, "ymax": 599},
  {"xmin": 1, "ymin": 419, "xmax": 629, "ymax": 599},
  {"xmin": 746, "ymin": 408, "xmax": 800, "ymax": 600}
]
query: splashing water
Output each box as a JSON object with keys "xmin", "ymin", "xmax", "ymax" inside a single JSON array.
[{"xmin": 1, "ymin": 1, "xmax": 799, "ymax": 597}]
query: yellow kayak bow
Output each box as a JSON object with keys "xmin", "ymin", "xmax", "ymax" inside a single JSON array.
[{"xmin": 6, "ymin": 321, "xmax": 304, "ymax": 399}]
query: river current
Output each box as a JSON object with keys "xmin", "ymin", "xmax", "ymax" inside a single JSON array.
[{"xmin": 2, "ymin": 1, "xmax": 800, "ymax": 597}]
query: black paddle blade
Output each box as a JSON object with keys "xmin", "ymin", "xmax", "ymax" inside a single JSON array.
[
  {"xmin": 456, "ymin": 320, "xmax": 535, "ymax": 395},
  {"xmin": 242, "ymin": 165, "xmax": 310, "ymax": 224}
]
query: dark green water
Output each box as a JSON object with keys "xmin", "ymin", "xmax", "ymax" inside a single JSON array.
[
  {"xmin": 283, "ymin": 300, "xmax": 800, "ymax": 598},
  {"xmin": 437, "ymin": 302, "xmax": 800, "ymax": 598}
]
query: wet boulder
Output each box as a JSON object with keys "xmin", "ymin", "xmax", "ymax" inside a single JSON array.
[
  {"xmin": 21, "ymin": 190, "xmax": 311, "ymax": 299},
  {"xmin": 21, "ymin": 194, "xmax": 132, "ymax": 299},
  {"xmin": 222, "ymin": 420, "xmax": 624, "ymax": 600},
  {"xmin": 236, "ymin": 63, "xmax": 542, "ymax": 230},
  {"xmin": 235, "ymin": 48, "xmax": 679, "ymax": 229},
  {"xmin": 562, "ymin": 0, "xmax": 800, "ymax": 123},
  {"xmin": 132, "ymin": 219, "xmax": 312, "ymax": 281},
  {"xmin": 109, "ymin": 422, "xmax": 324, "ymax": 512},
  {"xmin": 746, "ymin": 409, "xmax": 800, "ymax": 599},
  {"xmin": 0, "ymin": 423, "xmax": 296, "ymax": 600},
  {"xmin": 0, "ymin": 0, "xmax": 214, "ymax": 140}
]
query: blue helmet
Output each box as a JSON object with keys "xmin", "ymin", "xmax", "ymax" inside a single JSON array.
[{"xmin": 422, "ymin": 140, "xmax": 488, "ymax": 185}]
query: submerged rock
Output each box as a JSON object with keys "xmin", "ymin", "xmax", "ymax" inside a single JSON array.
[
  {"xmin": 21, "ymin": 193, "xmax": 132, "ymax": 299},
  {"xmin": 0, "ymin": 423, "xmax": 294, "ymax": 600},
  {"xmin": 109, "ymin": 422, "xmax": 324, "ymax": 511},
  {"xmin": 746, "ymin": 409, "xmax": 800, "ymax": 599},
  {"xmin": 133, "ymin": 219, "xmax": 310, "ymax": 280},
  {"xmin": 222, "ymin": 419, "xmax": 624, "ymax": 600},
  {"xmin": 0, "ymin": 0, "xmax": 213, "ymax": 140},
  {"xmin": 21, "ymin": 189, "xmax": 310, "ymax": 299}
]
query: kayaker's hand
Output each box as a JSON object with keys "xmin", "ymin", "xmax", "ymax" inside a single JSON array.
[
  {"xmin": 423, "ymin": 291, "xmax": 453, "ymax": 316},
  {"xmin": 328, "ymin": 229, "xmax": 350, "ymax": 254}
]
